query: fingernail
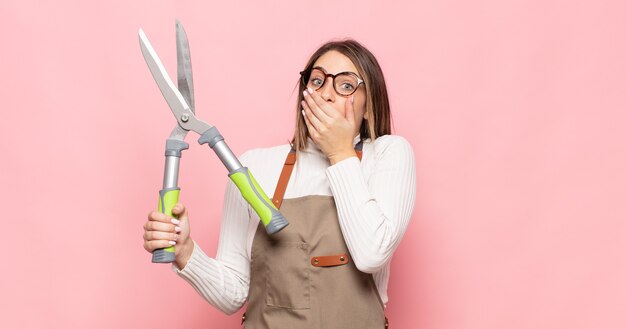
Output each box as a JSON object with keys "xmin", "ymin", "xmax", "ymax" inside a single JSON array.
[
  {"xmin": 175, "ymin": 226, "xmax": 182, "ymax": 232},
  {"xmin": 307, "ymin": 88, "xmax": 313, "ymax": 94},
  {"xmin": 301, "ymin": 109, "xmax": 305, "ymax": 116},
  {"xmin": 303, "ymin": 90, "xmax": 308, "ymax": 96},
  {"xmin": 169, "ymin": 241, "xmax": 176, "ymax": 245},
  {"xmin": 171, "ymin": 218, "xmax": 180, "ymax": 225}
]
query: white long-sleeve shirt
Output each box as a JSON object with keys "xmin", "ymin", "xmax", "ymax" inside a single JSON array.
[{"xmin": 172, "ymin": 134, "xmax": 416, "ymax": 315}]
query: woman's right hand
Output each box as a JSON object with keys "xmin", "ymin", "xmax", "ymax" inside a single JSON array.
[{"xmin": 143, "ymin": 203, "xmax": 194, "ymax": 269}]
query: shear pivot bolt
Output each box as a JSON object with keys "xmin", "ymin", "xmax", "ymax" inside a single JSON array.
[{"xmin": 181, "ymin": 114, "xmax": 190, "ymax": 122}]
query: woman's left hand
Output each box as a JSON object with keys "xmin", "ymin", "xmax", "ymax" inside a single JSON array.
[{"xmin": 301, "ymin": 88, "xmax": 358, "ymax": 165}]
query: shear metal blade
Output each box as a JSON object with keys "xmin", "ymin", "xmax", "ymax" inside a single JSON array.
[
  {"xmin": 139, "ymin": 28, "xmax": 190, "ymax": 118},
  {"xmin": 139, "ymin": 28, "xmax": 212, "ymax": 136},
  {"xmin": 176, "ymin": 20, "xmax": 195, "ymax": 114},
  {"xmin": 139, "ymin": 29, "xmax": 199, "ymax": 132}
]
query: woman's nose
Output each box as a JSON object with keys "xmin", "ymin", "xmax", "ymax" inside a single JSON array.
[{"xmin": 320, "ymin": 78, "xmax": 335, "ymax": 102}]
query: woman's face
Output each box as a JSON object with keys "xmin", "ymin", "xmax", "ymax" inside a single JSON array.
[{"xmin": 310, "ymin": 50, "xmax": 368, "ymax": 134}]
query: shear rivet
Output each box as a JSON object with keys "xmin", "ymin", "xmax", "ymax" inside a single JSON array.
[
  {"xmin": 181, "ymin": 114, "xmax": 189, "ymax": 122},
  {"xmin": 340, "ymin": 256, "xmax": 345, "ymax": 261}
]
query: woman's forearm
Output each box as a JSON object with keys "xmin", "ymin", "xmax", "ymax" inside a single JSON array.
[{"xmin": 326, "ymin": 136, "xmax": 416, "ymax": 273}]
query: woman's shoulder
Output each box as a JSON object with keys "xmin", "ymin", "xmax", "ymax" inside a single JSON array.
[
  {"xmin": 235, "ymin": 142, "xmax": 293, "ymax": 193},
  {"xmin": 239, "ymin": 142, "xmax": 292, "ymax": 167},
  {"xmin": 368, "ymin": 134, "xmax": 414, "ymax": 159}
]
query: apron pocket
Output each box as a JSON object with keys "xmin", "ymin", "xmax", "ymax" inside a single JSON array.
[{"xmin": 265, "ymin": 242, "xmax": 311, "ymax": 309}]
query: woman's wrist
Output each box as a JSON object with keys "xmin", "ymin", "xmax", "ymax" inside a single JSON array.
[
  {"xmin": 329, "ymin": 149, "xmax": 357, "ymax": 165},
  {"xmin": 174, "ymin": 238, "xmax": 195, "ymax": 270}
]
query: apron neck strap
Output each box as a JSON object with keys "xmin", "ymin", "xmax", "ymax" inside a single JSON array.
[{"xmin": 271, "ymin": 140, "xmax": 363, "ymax": 209}]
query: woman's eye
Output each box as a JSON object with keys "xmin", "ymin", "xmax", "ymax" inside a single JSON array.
[
  {"xmin": 311, "ymin": 78, "xmax": 323, "ymax": 86},
  {"xmin": 340, "ymin": 83, "xmax": 355, "ymax": 91}
]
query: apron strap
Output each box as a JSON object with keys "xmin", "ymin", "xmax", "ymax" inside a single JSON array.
[
  {"xmin": 272, "ymin": 141, "xmax": 363, "ymax": 209},
  {"xmin": 271, "ymin": 151, "xmax": 296, "ymax": 208}
]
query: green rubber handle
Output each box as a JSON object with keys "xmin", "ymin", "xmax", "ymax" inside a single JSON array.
[
  {"xmin": 229, "ymin": 167, "xmax": 289, "ymax": 234},
  {"xmin": 152, "ymin": 188, "xmax": 180, "ymax": 263}
]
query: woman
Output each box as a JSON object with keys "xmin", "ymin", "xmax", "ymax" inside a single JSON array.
[{"xmin": 143, "ymin": 39, "xmax": 416, "ymax": 328}]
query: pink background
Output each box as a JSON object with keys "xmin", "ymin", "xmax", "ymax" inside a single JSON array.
[{"xmin": 2, "ymin": 0, "xmax": 625, "ymax": 328}]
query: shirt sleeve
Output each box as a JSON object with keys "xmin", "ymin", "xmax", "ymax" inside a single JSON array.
[
  {"xmin": 171, "ymin": 156, "xmax": 252, "ymax": 315},
  {"xmin": 325, "ymin": 135, "xmax": 416, "ymax": 273}
]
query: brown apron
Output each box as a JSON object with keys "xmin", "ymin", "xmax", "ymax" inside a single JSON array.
[{"xmin": 243, "ymin": 143, "xmax": 389, "ymax": 328}]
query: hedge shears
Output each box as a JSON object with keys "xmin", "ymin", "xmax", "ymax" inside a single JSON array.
[{"xmin": 139, "ymin": 21, "xmax": 288, "ymax": 263}]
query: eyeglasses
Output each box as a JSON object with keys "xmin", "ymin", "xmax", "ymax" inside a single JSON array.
[{"xmin": 300, "ymin": 67, "xmax": 364, "ymax": 96}]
